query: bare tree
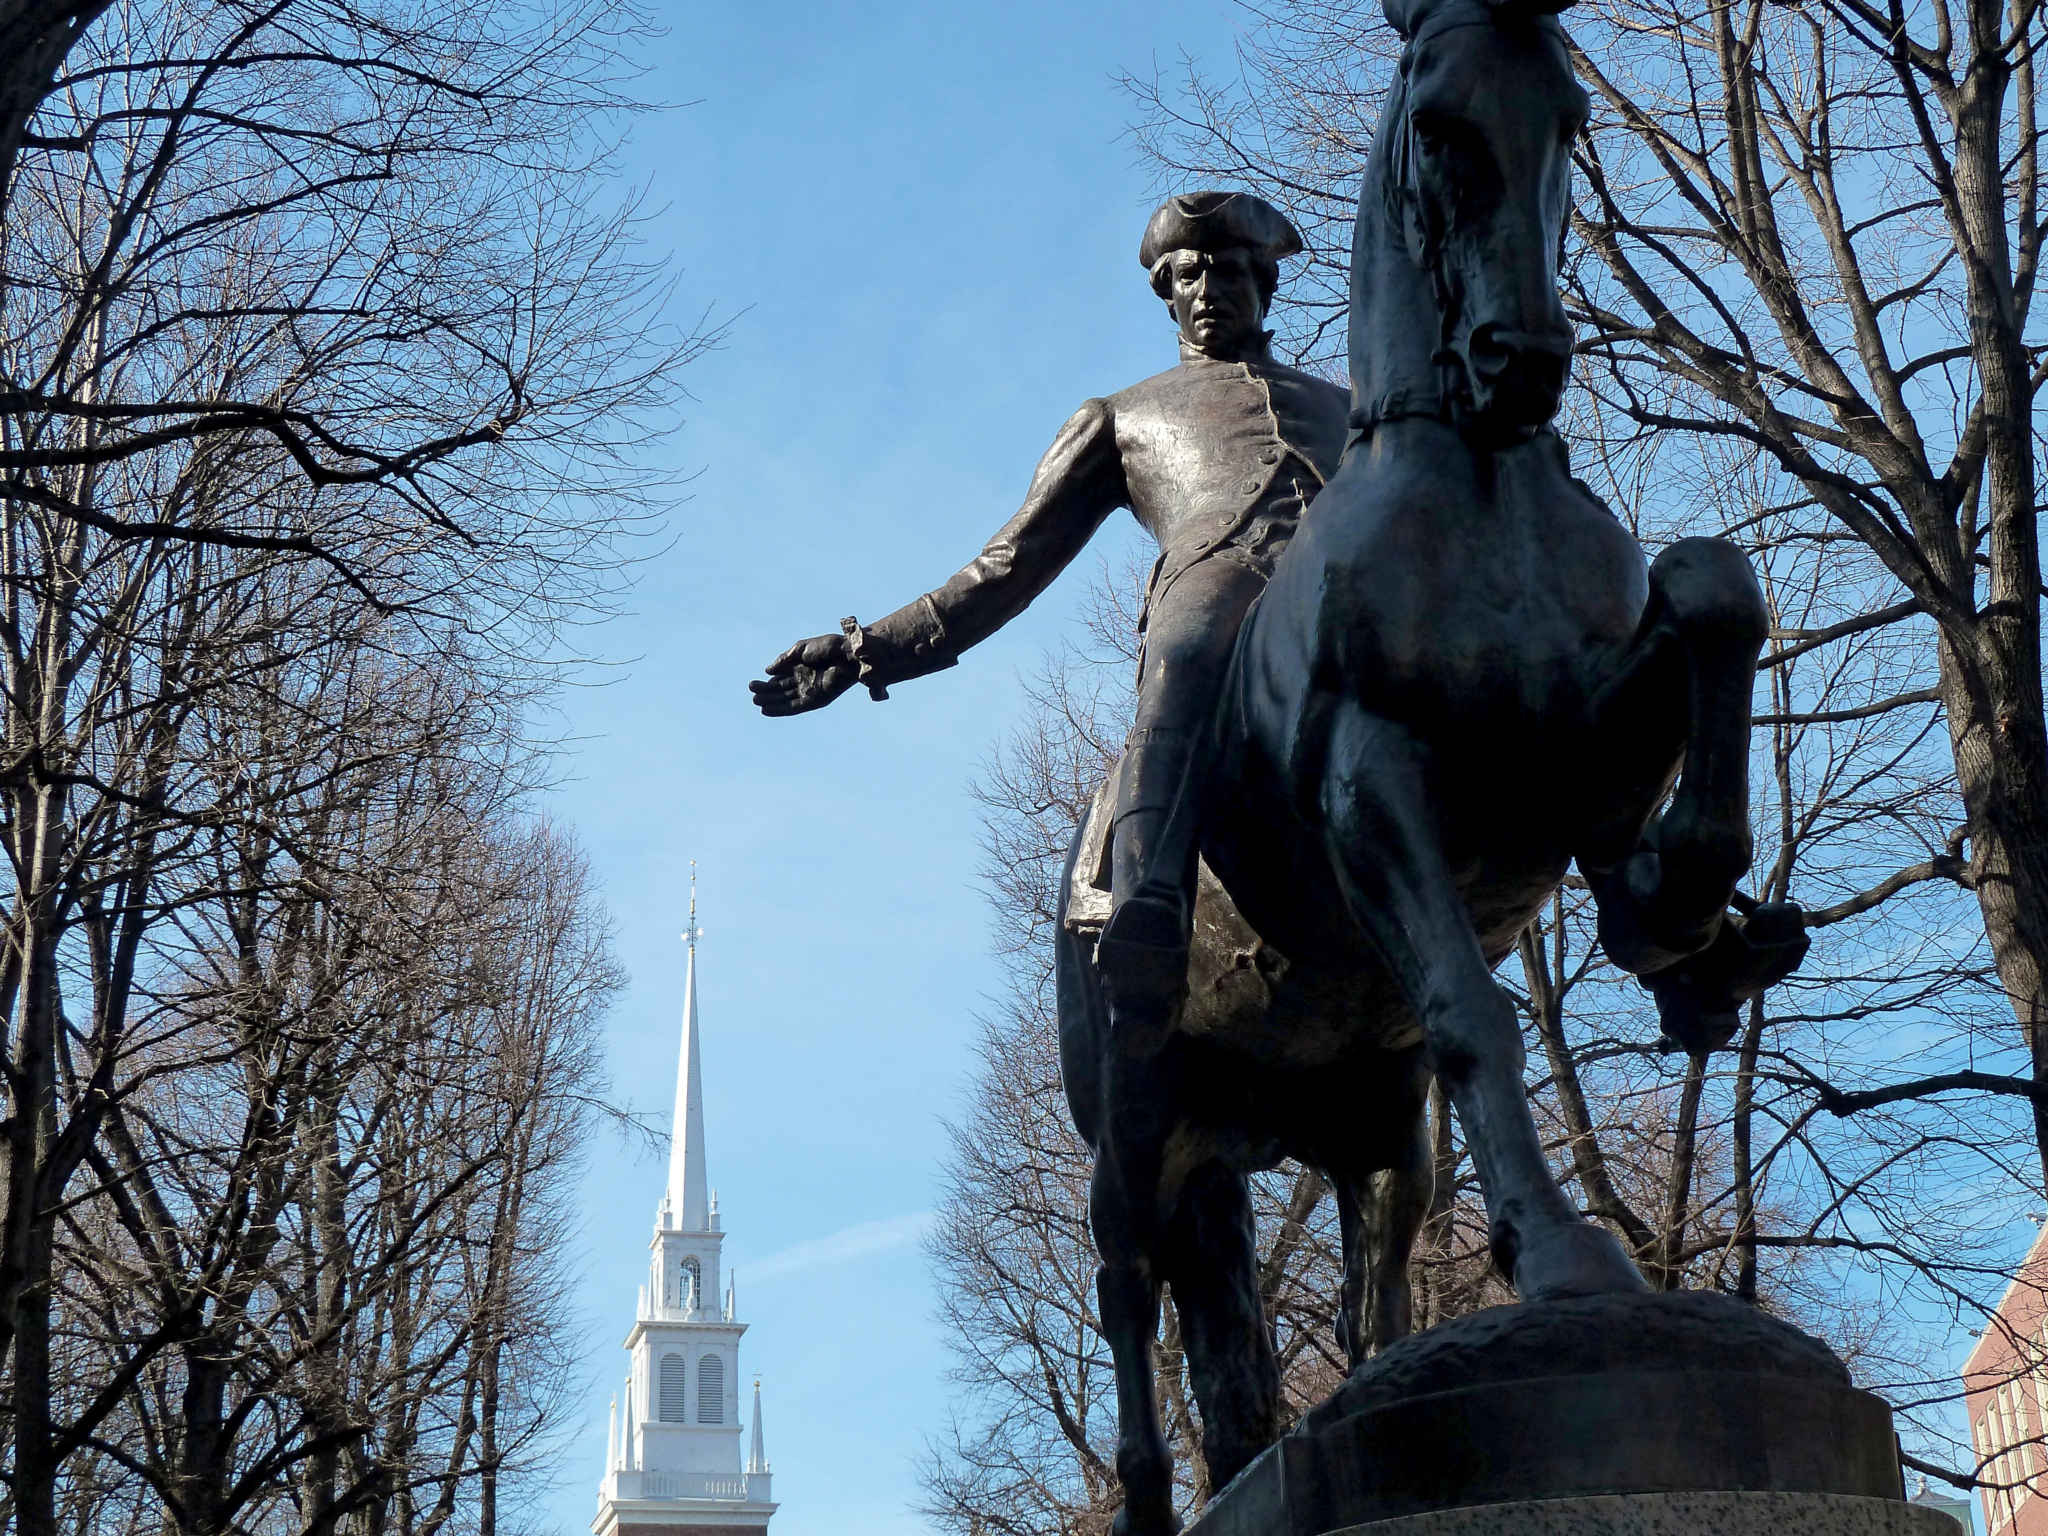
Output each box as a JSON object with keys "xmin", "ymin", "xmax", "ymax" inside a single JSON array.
[
  {"xmin": 0, "ymin": 2, "xmax": 701, "ymax": 1530},
  {"xmin": 0, "ymin": 0, "xmax": 702, "ymax": 526},
  {"xmin": 22, "ymin": 575, "xmax": 624, "ymax": 1536}
]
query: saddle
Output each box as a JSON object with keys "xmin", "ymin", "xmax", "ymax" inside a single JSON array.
[{"xmin": 1064, "ymin": 778, "xmax": 1117, "ymax": 935}]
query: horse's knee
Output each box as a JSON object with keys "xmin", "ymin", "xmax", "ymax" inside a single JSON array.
[
  {"xmin": 1097, "ymin": 1259, "xmax": 1156, "ymax": 1321},
  {"xmin": 1423, "ymin": 982, "xmax": 1523, "ymax": 1085},
  {"xmin": 1650, "ymin": 538, "xmax": 1767, "ymax": 652},
  {"xmin": 1091, "ymin": 1157, "xmax": 1150, "ymax": 1267}
]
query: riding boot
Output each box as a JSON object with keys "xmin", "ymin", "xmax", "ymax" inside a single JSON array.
[{"xmin": 1097, "ymin": 727, "xmax": 1202, "ymax": 1025}]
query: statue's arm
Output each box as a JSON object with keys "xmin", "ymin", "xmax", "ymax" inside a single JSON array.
[
  {"xmin": 753, "ymin": 399, "xmax": 1126, "ymax": 715},
  {"xmin": 857, "ymin": 397, "xmax": 1126, "ymax": 688}
]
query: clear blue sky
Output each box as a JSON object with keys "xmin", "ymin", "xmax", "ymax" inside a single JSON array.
[{"xmin": 541, "ymin": 5, "xmax": 1255, "ymax": 1534}]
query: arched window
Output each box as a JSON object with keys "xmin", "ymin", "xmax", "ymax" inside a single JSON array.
[
  {"xmin": 680, "ymin": 1256, "xmax": 701, "ymax": 1312},
  {"xmin": 696, "ymin": 1353, "xmax": 724, "ymax": 1424},
  {"xmin": 658, "ymin": 1354, "xmax": 686, "ymax": 1423}
]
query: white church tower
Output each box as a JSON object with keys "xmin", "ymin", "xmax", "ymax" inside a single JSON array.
[{"xmin": 595, "ymin": 876, "xmax": 776, "ymax": 1536}]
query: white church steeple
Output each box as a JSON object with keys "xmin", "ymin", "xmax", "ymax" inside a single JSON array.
[{"xmin": 595, "ymin": 872, "xmax": 776, "ymax": 1536}]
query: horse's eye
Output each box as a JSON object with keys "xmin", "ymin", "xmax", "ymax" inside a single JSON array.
[{"xmin": 1411, "ymin": 112, "xmax": 1462, "ymax": 155}]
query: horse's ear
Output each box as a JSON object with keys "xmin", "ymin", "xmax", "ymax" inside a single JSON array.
[{"xmin": 1387, "ymin": 0, "xmax": 1576, "ymax": 37}]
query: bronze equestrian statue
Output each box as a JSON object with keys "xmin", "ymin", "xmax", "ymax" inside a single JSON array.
[{"xmin": 751, "ymin": 2, "xmax": 1808, "ymax": 1525}]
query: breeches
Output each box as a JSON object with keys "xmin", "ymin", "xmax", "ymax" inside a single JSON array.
[{"xmin": 1133, "ymin": 556, "xmax": 1269, "ymax": 738}]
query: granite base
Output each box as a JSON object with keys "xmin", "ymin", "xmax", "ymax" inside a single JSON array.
[
  {"xmin": 1185, "ymin": 1292, "xmax": 1909, "ymax": 1536},
  {"xmin": 1329, "ymin": 1491, "xmax": 1962, "ymax": 1534}
]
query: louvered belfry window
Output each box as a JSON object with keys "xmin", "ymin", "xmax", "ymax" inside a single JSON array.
[
  {"xmin": 696, "ymin": 1353, "xmax": 724, "ymax": 1424},
  {"xmin": 658, "ymin": 1353, "xmax": 686, "ymax": 1422}
]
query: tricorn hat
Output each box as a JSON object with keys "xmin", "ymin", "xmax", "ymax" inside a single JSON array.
[{"xmin": 1139, "ymin": 191, "xmax": 1303, "ymax": 290}]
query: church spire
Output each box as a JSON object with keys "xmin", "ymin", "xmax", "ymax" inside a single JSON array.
[
  {"xmin": 748, "ymin": 1377, "xmax": 769, "ymax": 1474},
  {"xmin": 665, "ymin": 867, "xmax": 711, "ymax": 1231}
]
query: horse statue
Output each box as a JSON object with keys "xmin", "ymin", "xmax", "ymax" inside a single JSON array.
[{"xmin": 1054, "ymin": 0, "xmax": 1809, "ymax": 1530}]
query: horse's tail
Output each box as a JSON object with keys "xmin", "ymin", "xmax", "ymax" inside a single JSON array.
[{"xmin": 1055, "ymin": 813, "xmax": 1111, "ymax": 1154}]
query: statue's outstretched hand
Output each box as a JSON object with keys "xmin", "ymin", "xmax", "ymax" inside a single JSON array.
[{"xmin": 750, "ymin": 633, "xmax": 859, "ymax": 716}]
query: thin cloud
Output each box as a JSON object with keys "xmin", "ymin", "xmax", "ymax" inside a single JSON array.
[{"xmin": 746, "ymin": 1210, "xmax": 935, "ymax": 1282}]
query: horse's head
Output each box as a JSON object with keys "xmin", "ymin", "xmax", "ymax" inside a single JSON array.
[{"xmin": 1382, "ymin": 0, "xmax": 1588, "ymax": 442}]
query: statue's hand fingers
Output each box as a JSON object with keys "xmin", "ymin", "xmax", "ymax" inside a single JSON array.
[{"xmin": 749, "ymin": 676, "xmax": 802, "ymax": 716}]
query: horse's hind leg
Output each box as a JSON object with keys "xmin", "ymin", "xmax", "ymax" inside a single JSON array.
[
  {"xmin": 1096, "ymin": 1249, "xmax": 1175, "ymax": 1536},
  {"xmin": 1163, "ymin": 1162, "xmax": 1280, "ymax": 1495},
  {"xmin": 1334, "ymin": 1062, "xmax": 1434, "ymax": 1368},
  {"xmin": 1582, "ymin": 537, "xmax": 1769, "ymax": 967},
  {"xmin": 1319, "ymin": 703, "xmax": 1644, "ymax": 1301},
  {"xmin": 1093, "ymin": 1061, "xmax": 1181, "ymax": 1536}
]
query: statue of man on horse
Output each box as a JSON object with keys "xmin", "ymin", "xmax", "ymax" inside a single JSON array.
[{"xmin": 752, "ymin": 3, "xmax": 1813, "ymax": 1523}]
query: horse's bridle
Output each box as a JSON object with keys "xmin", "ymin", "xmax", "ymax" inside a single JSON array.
[{"xmin": 1359, "ymin": 9, "xmax": 1573, "ymax": 439}]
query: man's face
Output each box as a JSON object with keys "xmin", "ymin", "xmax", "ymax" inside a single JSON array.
[{"xmin": 1167, "ymin": 247, "xmax": 1266, "ymax": 358}]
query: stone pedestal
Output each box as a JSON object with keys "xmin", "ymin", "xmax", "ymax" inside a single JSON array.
[
  {"xmin": 1188, "ymin": 1292, "xmax": 1914, "ymax": 1536},
  {"xmin": 1330, "ymin": 1492, "xmax": 1961, "ymax": 1534}
]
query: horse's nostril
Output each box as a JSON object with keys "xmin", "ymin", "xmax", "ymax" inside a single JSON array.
[
  {"xmin": 1472, "ymin": 326, "xmax": 1569, "ymax": 371},
  {"xmin": 1467, "ymin": 326, "xmax": 1572, "ymax": 411},
  {"xmin": 1469, "ymin": 324, "xmax": 1514, "ymax": 378}
]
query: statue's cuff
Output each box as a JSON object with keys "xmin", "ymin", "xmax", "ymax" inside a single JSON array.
[
  {"xmin": 842, "ymin": 597, "xmax": 956, "ymax": 699},
  {"xmin": 839, "ymin": 615, "xmax": 890, "ymax": 701}
]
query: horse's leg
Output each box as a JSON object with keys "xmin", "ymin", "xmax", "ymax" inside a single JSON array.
[
  {"xmin": 1582, "ymin": 537, "xmax": 1769, "ymax": 967},
  {"xmin": 1060, "ymin": 809, "xmax": 1184, "ymax": 1535},
  {"xmin": 1162, "ymin": 1162, "xmax": 1281, "ymax": 1495},
  {"xmin": 1580, "ymin": 539, "xmax": 1805, "ymax": 1051},
  {"xmin": 1333, "ymin": 1176, "xmax": 1370, "ymax": 1371},
  {"xmin": 1365, "ymin": 1065, "xmax": 1434, "ymax": 1354},
  {"xmin": 1332, "ymin": 1121, "xmax": 1432, "ymax": 1370},
  {"xmin": 1093, "ymin": 1054, "xmax": 1180, "ymax": 1536},
  {"xmin": 1318, "ymin": 702, "xmax": 1645, "ymax": 1300}
]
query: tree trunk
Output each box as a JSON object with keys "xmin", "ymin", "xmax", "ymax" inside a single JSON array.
[{"xmin": 1938, "ymin": 630, "xmax": 2048, "ymax": 1187}]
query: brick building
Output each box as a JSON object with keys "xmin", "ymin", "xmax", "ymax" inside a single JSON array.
[{"xmin": 1965, "ymin": 1222, "xmax": 2048, "ymax": 1535}]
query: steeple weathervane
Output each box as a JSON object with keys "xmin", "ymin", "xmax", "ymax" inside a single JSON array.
[{"xmin": 683, "ymin": 860, "xmax": 702, "ymax": 950}]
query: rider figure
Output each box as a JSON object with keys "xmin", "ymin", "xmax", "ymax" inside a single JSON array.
[{"xmin": 749, "ymin": 191, "xmax": 1348, "ymax": 1013}]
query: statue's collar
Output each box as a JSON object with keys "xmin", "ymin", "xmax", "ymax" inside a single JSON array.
[{"xmin": 1179, "ymin": 332, "xmax": 1277, "ymax": 366}]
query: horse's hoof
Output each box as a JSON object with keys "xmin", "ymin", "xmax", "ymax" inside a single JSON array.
[
  {"xmin": 1645, "ymin": 901, "xmax": 1811, "ymax": 1055},
  {"xmin": 1509, "ymin": 1217, "xmax": 1648, "ymax": 1302}
]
